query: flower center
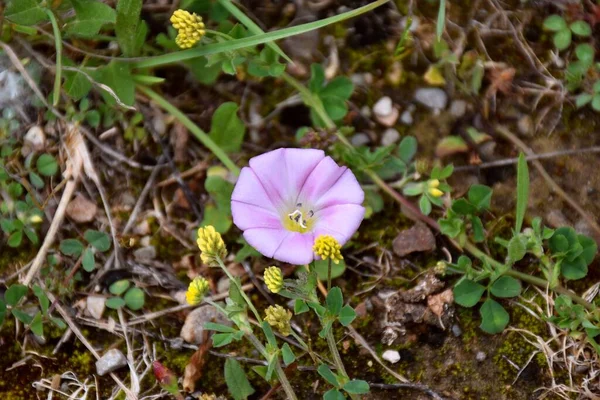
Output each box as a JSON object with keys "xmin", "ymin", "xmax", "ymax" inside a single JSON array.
[{"xmin": 282, "ymin": 203, "xmax": 315, "ymax": 233}]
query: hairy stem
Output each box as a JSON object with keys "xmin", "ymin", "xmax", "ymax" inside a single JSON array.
[{"xmin": 216, "ymin": 258, "xmax": 262, "ymax": 322}]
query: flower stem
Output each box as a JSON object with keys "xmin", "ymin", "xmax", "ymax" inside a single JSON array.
[
  {"xmin": 327, "ymin": 258, "xmax": 332, "ymax": 291},
  {"xmin": 326, "ymin": 330, "xmax": 359, "ymax": 400},
  {"xmin": 216, "ymin": 258, "xmax": 263, "ymax": 322}
]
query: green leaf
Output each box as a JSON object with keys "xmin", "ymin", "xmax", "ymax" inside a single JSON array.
[
  {"xmin": 321, "ymin": 77, "xmax": 354, "ymax": 100},
  {"xmin": 212, "ymin": 332, "xmax": 235, "ymax": 347},
  {"xmin": 507, "ymin": 235, "xmax": 527, "ymax": 263},
  {"xmin": 592, "ymin": 95, "xmax": 600, "ymax": 112},
  {"xmin": 224, "ymin": 359, "xmax": 255, "ymax": 400},
  {"xmin": 397, "ymin": 136, "xmax": 417, "ymax": 163},
  {"xmin": 515, "ymin": 153, "xmax": 529, "ymax": 233},
  {"xmin": 60, "ymin": 239, "xmax": 84, "ymax": 256},
  {"xmin": 5, "ymin": 284, "xmax": 28, "ymax": 306},
  {"xmin": 261, "ymin": 321, "xmax": 277, "ymax": 347},
  {"xmin": 419, "ymin": 195, "xmax": 432, "ymax": 215},
  {"xmin": 116, "ymin": 0, "xmax": 143, "ymax": 56},
  {"xmin": 575, "ymin": 44, "xmax": 595, "ymax": 65},
  {"xmin": 326, "ymin": 287, "xmax": 343, "ymax": 316},
  {"xmin": 317, "ymin": 364, "xmax": 340, "ymax": 387},
  {"xmin": 343, "ymin": 379, "xmax": 370, "ymax": 394},
  {"xmin": 294, "ymin": 299, "xmax": 309, "ymax": 314},
  {"xmin": 32, "ymin": 285, "xmax": 49, "ymax": 315},
  {"xmin": 8, "ymin": 231, "xmax": 23, "ymax": 248},
  {"xmin": 0, "ymin": 300, "xmax": 6, "ymax": 326},
  {"xmin": 439, "ymin": 217, "xmax": 463, "ymax": 238},
  {"xmin": 562, "ymin": 256, "xmax": 588, "ymax": 280},
  {"xmin": 553, "ymin": 29, "xmax": 572, "ymax": 50},
  {"xmin": 471, "ymin": 216, "xmax": 485, "ymax": 243},
  {"xmin": 570, "ymin": 21, "xmax": 592, "ymax": 36},
  {"xmin": 324, "ymin": 389, "xmax": 345, "ymax": 400},
  {"xmin": 82, "ymin": 247, "xmax": 96, "ymax": 272},
  {"xmin": 451, "ymin": 199, "xmax": 477, "ymax": 215},
  {"xmin": 453, "ymin": 279, "xmax": 485, "ymax": 307},
  {"xmin": 204, "ymin": 322, "xmax": 237, "ymax": 333},
  {"xmin": 84, "ymin": 230, "xmax": 111, "ymax": 252},
  {"xmin": 110, "ymin": 280, "xmax": 131, "ymax": 296},
  {"xmin": 549, "ymin": 233, "xmax": 569, "ymax": 253},
  {"xmin": 30, "ymin": 312, "xmax": 44, "ymax": 337},
  {"xmin": 436, "ymin": 0, "xmax": 446, "ymax": 40},
  {"xmin": 64, "ymin": 70, "xmax": 93, "ymax": 101},
  {"xmin": 97, "ymin": 62, "xmax": 135, "ymax": 106},
  {"xmin": 479, "ymin": 298, "xmax": 509, "ymax": 334},
  {"xmin": 5, "ymin": 0, "xmax": 46, "ymax": 26},
  {"xmin": 575, "ymin": 93, "xmax": 593, "ymax": 108},
  {"xmin": 578, "ymin": 235, "xmax": 597, "ymax": 265},
  {"xmin": 310, "ymin": 259, "xmax": 346, "ymax": 281},
  {"xmin": 543, "ymin": 15, "xmax": 567, "ymax": 32},
  {"xmin": 490, "ymin": 276, "xmax": 521, "ymax": 298},
  {"xmin": 124, "ymin": 287, "xmax": 145, "ymax": 310},
  {"xmin": 105, "ymin": 297, "xmax": 126, "ymax": 309},
  {"xmin": 208, "ymin": 102, "xmax": 246, "ymax": 153},
  {"xmin": 468, "ymin": 185, "xmax": 492, "ymax": 210},
  {"xmin": 201, "ymin": 205, "xmax": 232, "ymax": 234},
  {"xmin": 29, "ymin": 172, "xmax": 44, "ymax": 189},
  {"xmin": 281, "ymin": 343, "xmax": 296, "ymax": 366},
  {"xmin": 36, "ymin": 154, "xmax": 58, "ymax": 177},
  {"xmin": 12, "ymin": 308, "xmax": 33, "ymax": 324},
  {"xmin": 338, "ymin": 305, "xmax": 356, "ymax": 326},
  {"xmin": 50, "ymin": 316, "xmax": 67, "ymax": 330},
  {"xmin": 66, "ymin": 0, "xmax": 116, "ymax": 37}
]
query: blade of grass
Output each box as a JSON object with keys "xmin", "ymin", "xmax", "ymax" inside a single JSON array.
[
  {"xmin": 217, "ymin": 0, "xmax": 292, "ymax": 64},
  {"xmin": 137, "ymin": 85, "xmax": 240, "ymax": 176},
  {"xmin": 436, "ymin": 0, "xmax": 446, "ymax": 41},
  {"xmin": 515, "ymin": 152, "xmax": 529, "ymax": 233},
  {"xmin": 45, "ymin": 9, "xmax": 62, "ymax": 106},
  {"xmin": 133, "ymin": 0, "xmax": 389, "ymax": 69}
]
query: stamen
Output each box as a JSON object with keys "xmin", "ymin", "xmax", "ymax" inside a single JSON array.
[
  {"xmin": 308, "ymin": 210, "xmax": 314, "ymax": 217},
  {"xmin": 288, "ymin": 209, "xmax": 307, "ymax": 229}
]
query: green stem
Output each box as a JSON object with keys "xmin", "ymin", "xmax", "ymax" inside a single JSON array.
[
  {"xmin": 137, "ymin": 85, "xmax": 240, "ymax": 176},
  {"xmin": 45, "ymin": 9, "xmax": 62, "ymax": 107},
  {"xmin": 326, "ymin": 330, "xmax": 359, "ymax": 400},
  {"xmin": 216, "ymin": 257, "xmax": 262, "ymax": 322},
  {"xmin": 327, "ymin": 258, "xmax": 332, "ymax": 291}
]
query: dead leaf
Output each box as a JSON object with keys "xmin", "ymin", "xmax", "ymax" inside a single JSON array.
[
  {"xmin": 183, "ymin": 331, "xmax": 212, "ymax": 392},
  {"xmin": 427, "ymin": 289, "xmax": 454, "ymax": 317}
]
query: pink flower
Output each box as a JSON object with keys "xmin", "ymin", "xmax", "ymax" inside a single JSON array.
[{"xmin": 231, "ymin": 148, "xmax": 365, "ymax": 265}]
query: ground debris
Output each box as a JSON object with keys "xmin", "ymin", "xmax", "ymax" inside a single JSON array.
[
  {"xmin": 392, "ymin": 222, "xmax": 436, "ymax": 257},
  {"xmin": 95, "ymin": 349, "xmax": 127, "ymax": 376}
]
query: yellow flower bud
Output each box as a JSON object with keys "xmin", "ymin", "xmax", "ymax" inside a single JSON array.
[
  {"xmin": 186, "ymin": 276, "xmax": 210, "ymax": 305},
  {"xmin": 264, "ymin": 266, "xmax": 284, "ymax": 293},
  {"xmin": 428, "ymin": 187, "xmax": 444, "ymax": 198},
  {"xmin": 434, "ymin": 261, "xmax": 447, "ymax": 275},
  {"xmin": 170, "ymin": 9, "xmax": 206, "ymax": 49},
  {"xmin": 264, "ymin": 305, "xmax": 292, "ymax": 336},
  {"xmin": 313, "ymin": 235, "xmax": 343, "ymax": 264},
  {"xmin": 428, "ymin": 179, "xmax": 440, "ymax": 189},
  {"xmin": 29, "ymin": 215, "xmax": 43, "ymax": 224},
  {"xmin": 197, "ymin": 225, "xmax": 227, "ymax": 266}
]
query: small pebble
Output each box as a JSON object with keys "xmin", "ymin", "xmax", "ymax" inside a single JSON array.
[
  {"xmin": 452, "ymin": 324, "xmax": 462, "ymax": 337},
  {"xmin": 96, "ymin": 349, "xmax": 127, "ymax": 376},
  {"xmin": 351, "ymin": 133, "xmax": 370, "ymax": 147},
  {"xmin": 382, "ymin": 349, "xmax": 401, "ymax": 364},
  {"xmin": 381, "ymin": 128, "xmax": 400, "ymax": 146},
  {"xmin": 400, "ymin": 110, "xmax": 413, "ymax": 125},
  {"xmin": 181, "ymin": 305, "xmax": 231, "ymax": 345},
  {"xmin": 24, "ymin": 126, "xmax": 46, "ymax": 151},
  {"xmin": 133, "ymin": 246, "xmax": 157, "ymax": 262},
  {"xmin": 86, "ymin": 295, "xmax": 106, "ymax": 320},
  {"xmin": 414, "ymin": 88, "xmax": 448, "ymax": 111},
  {"xmin": 476, "ymin": 351, "xmax": 487, "ymax": 362},
  {"xmin": 517, "ymin": 115, "xmax": 534, "ymax": 137},
  {"xmin": 449, "ymin": 100, "xmax": 467, "ymax": 118},
  {"xmin": 373, "ymin": 96, "xmax": 399, "ymax": 127}
]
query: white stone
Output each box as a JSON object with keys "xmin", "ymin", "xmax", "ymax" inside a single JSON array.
[
  {"xmin": 95, "ymin": 349, "xmax": 127, "ymax": 376},
  {"xmin": 86, "ymin": 296, "xmax": 106, "ymax": 320},
  {"xmin": 24, "ymin": 126, "xmax": 45, "ymax": 151},
  {"xmin": 400, "ymin": 110, "xmax": 413, "ymax": 125},
  {"xmin": 476, "ymin": 351, "xmax": 487, "ymax": 362},
  {"xmin": 381, "ymin": 129, "xmax": 400, "ymax": 146},
  {"xmin": 449, "ymin": 100, "xmax": 467, "ymax": 118},
  {"xmin": 382, "ymin": 349, "xmax": 401, "ymax": 364},
  {"xmin": 373, "ymin": 96, "xmax": 393, "ymax": 118},
  {"xmin": 351, "ymin": 133, "xmax": 370, "ymax": 147},
  {"xmin": 414, "ymin": 88, "xmax": 448, "ymax": 111},
  {"xmin": 133, "ymin": 246, "xmax": 157, "ymax": 261}
]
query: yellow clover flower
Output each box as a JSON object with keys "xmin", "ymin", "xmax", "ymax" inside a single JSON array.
[
  {"xmin": 264, "ymin": 305, "xmax": 292, "ymax": 336},
  {"xmin": 264, "ymin": 266, "xmax": 284, "ymax": 293},
  {"xmin": 197, "ymin": 225, "xmax": 227, "ymax": 266},
  {"xmin": 313, "ymin": 235, "xmax": 343, "ymax": 264},
  {"xmin": 427, "ymin": 179, "xmax": 444, "ymax": 198},
  {"xmin": 170, "ymin": 9, "xmax": 206, "ymax": 49},
  {"xmin": 186, "ymin": 276, "xmax": 210, "ymax": 305}
]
